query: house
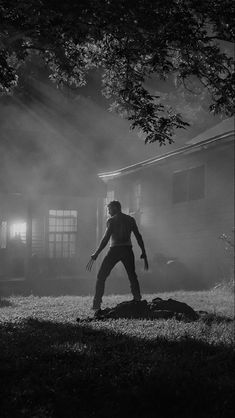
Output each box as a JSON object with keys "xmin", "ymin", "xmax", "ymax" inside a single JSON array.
[
  {"xmin": 98, "ymin": 118, "xmax": 234, "ymax": 291},
  {"xmin": 0, "ymin": 128, "xmax": 105, "ymax": 295}
]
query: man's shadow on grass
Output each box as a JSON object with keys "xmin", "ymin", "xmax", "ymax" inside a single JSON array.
[{"xmin": 0, "ymin": 317, "xmax": 234, "ymax": 418}]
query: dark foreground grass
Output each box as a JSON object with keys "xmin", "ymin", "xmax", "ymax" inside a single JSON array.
[{"xmin": 0, "ymin": 291, "xmax": 234, "ymax": 418}]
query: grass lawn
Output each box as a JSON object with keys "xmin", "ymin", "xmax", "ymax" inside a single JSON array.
[{"xmin": 0, "ymin": 290, "xmax": 234, "ymax": 418}]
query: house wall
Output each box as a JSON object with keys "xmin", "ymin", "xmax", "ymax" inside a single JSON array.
[{"xmin": 104, "ymin": 139, "xmax": 234, "ymax": 291}]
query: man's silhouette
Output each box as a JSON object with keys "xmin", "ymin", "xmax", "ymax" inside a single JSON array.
[{"xmin": 87, "ymin": 200, "xmax": 148, "ymax": 311}]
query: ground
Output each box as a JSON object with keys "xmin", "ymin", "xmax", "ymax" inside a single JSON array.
[{"xmin": 0, "ymin": 290, "xmax": 234, "ymax": 418}]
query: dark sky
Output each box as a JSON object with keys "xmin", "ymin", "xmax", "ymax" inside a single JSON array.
[{"xmin": 0, "ymin": 49, "xmax": 230, "ymax": 177}]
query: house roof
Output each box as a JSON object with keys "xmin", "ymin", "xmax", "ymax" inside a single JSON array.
[
  {"xmin": 99, "ymin": 118, "xmax": 234, "ymax": 180},
  {"xmin": 186, "ymin": 117, "xmax": 234, "ymax": 145}
]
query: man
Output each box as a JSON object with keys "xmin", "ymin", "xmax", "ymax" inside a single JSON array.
[{"xmin": 86, "ymin": 200, "xmax": 148, "ymax": 312}]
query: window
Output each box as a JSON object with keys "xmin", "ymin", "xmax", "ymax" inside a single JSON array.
[
  {"xmin": 173, "ymin": 165, "xmax": 205, "ymax": 204},
  {"xmin": 48, "ymin": 210, "xmax": 77, "ymax": 258},
  {"xmin": 10, "ymin": 222, "xmax": 27, "ymax": 243}
]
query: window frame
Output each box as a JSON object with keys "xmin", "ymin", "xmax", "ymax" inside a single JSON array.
[{"xmin": 48, "ymin": 210, "xmax": 78, "ymax": 259}]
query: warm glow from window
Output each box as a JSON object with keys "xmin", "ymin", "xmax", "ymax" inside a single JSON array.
[{"xmin": 11, "ymin": 223, "xmax": 27, "ymax": 241}]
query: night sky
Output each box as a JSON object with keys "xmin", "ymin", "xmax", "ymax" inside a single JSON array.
[{"xmin": 0, "ymin": 52, "xmax": 228, "ymax": 176}]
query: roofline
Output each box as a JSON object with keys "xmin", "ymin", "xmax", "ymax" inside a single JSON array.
[{"xmin": 98, "ymin": 130, "xmax": 234, "ymax": 180}]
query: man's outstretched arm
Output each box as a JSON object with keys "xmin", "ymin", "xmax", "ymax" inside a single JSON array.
[
  {"xmin": 132, "ymin": 220, "xmax": 149, "ymax": 270},
  {"xmin": 91, "ymin": 226, "xmax": 112, "ymax": 260}
]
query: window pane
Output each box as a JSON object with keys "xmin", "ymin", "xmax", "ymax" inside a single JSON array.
[
  {"xmin": 49, "ymin": 210, "xmax": 56, "ymax": 216},
  {"xmin": 48, "ymin": 210, "xmax": 77, "ymax": 257},
  {"xmin": 70, "ymin": 220, "xmax": 77, "ymax": 232},
  {"xmin": 10, "ymin": 222, "xmax": 27, "ymax": 243},
  {"xmin": 63, "ymin": 234, "xmax": 69, "ymax": 241},
  {"xmin": 49, "ymin": 233, "xmax": 54, "ymax": 242},
  {"xmin": 69, "ymin": 242, "xmax": 76, "ymax": 257},
  {"xmin": 63, "ymin": 243, "xmax": 69, "ymax": 257},
  {"xmin": 69, "ymin": 234, "xmax": 76, "ymax": 242}
]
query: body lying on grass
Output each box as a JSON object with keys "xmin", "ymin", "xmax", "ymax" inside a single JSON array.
[{"xmin": 77, "ymin": 297, "xmax": 200, "ymax": 321}]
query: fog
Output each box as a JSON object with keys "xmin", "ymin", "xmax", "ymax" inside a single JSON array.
[
  {"xmin": 0, "ymin": 59, "xmax": 224, "ymax": 197},
  {"xmin": 0, "ymin": 61, "xmax": 233, "ymax": 295}
]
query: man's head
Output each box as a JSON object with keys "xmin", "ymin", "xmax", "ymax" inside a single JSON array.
[{"xmin": 107, "ymin": 200, "xmax": 121, "ymax": 216}]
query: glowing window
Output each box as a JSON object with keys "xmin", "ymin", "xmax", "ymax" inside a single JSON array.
[
  {"xmin": 10, "ymin": 222, "xmax": 27, "ymax": 243},
  {"xmin": 48, "ymin": 210, "xmax": 78, "ymax": 258}
]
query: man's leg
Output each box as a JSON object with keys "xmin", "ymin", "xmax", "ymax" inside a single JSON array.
[
  {"xmin": 93, "ymin": 249, "xmax": 118, "ymax": 309},
  {"xmin": 122, "ymin": 248, "xmax": 142, "ymax": 301}
]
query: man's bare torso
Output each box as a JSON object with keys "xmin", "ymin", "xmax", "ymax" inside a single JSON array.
[{"xmin": 107, "ymin": 212, "xmax": 136, "ymax": 247}]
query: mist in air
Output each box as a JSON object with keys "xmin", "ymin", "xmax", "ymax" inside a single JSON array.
[{"xmin": 0, "ymin": 57, "xmax": 233, "ymax": 295}]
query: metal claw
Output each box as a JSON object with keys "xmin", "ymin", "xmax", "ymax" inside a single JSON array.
[{"xmin": 86, "ymin": 258, "xmax": 95, "ymax": 271}]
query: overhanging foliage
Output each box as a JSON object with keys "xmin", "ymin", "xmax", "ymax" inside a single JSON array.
[{"xmin": 0, "ymin": 0, "xmax": 234, "ymax": 143}]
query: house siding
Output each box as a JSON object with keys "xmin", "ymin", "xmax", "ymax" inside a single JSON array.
[{"xmin": 103, "ymin": 138, "xmax": 234, "ymax": 290}]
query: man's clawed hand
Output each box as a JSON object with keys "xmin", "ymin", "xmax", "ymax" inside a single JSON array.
[
  {"xmin": 86, "ymin": 253, "xmax": 98, "ymax": 271},
  {"xmin": 140, "ymin": 253, "xmax": 149, "ymax": 271}
]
